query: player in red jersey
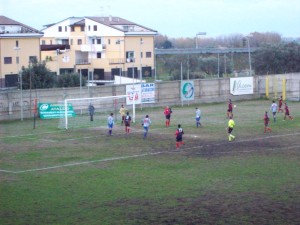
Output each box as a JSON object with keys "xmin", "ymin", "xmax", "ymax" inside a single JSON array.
[
  {"xmin": 264, "ymin": 111, "xmax": 272, "ymax": 133},
  {"xmin": 124, "ymin": 112, "xmax": 131, "ymax": 134},
  {"xmin": 164, "ymin": 106, "xmax": 172, "ymax": 127},
  {"xmin": 175, "ymin": 124, "xmax": 184, "ymax": 149},
  {"xmin": 226, "ymin": 99, "xmax": 233, "ymax": 119},
  {"xmin": 278, "ymin": 96, "xmax": 283, "ymax": 113},
  {"xmin": 284, "ymin": 103, "xmax": 293, "ymax": 121}
]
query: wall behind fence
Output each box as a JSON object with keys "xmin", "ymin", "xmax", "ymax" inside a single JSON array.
[{"xmin": 0, "ymin": 73, "xmax": 299, "ymax": 121}]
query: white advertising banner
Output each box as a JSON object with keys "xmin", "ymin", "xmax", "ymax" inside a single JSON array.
[
  {"xmin": 230, "ymin": 77, "xmax": 254, "ymax": 95},
  {"xmin": 181, "ymin": 81, "xmax": 195, "ymax": 101},
  {"xmin": 126, "ymin": 84, "xmax": 141, "ymax": 105},
  {"xmin": 126, "ymin": 83, "xmax": 156, "ymax": 105},
  {"xmin": 141, "ymin": 83, "xmax": 155, "ymax": 103}
]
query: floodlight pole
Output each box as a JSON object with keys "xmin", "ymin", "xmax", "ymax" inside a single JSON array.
[
  {"xmin": 195, "ymin": 32, "xmax": 206, "ymax": 49},
  {"xmin": 14, "ymin": 47, "xmax": 23, "ymax": 121},
  {"xmin": 246, "ymin": 36, "xmax": 252, "ymax": 76}
]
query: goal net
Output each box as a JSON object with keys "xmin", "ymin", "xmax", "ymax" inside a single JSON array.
[{"xmin": 58, "ymin": 95, "xmax": 135, "ymax": 130}]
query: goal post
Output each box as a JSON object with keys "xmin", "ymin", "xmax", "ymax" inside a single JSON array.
[{"xmin": 59, "ymin": 95, "xmax": 134, "ymax": 130}]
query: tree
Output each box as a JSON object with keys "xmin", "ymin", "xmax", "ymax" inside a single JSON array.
[
  {"xmin": 56, "ymin": 73, "xmax": 86, "ymax": 88},
  {"xmin": 21, "ymin": 61, "xmax": 56, "ymax": 89},
  {"xmin": 252, "ymin": 42, "xmax": 300, "ymax": 74}
]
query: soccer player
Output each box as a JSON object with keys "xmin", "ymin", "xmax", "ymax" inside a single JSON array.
[
  {"xmin": 227, "ymin": 99, "xmax": 233, "ymax": 119},
  {"xmin": 175, "ymin": 124, "xmax": 185, "ymax": 149},
  {"xmin": 264, "ymin": 111, "xmax": 272, "ymax": 133},
  {"xmin": 107, "ymin": 113, "xmax": 114, "ymax": 135},
  {"xmin": 227, "ymin": 116, "xmax": 235, "ymax": 141},
  {"xmin": 88, "ymin": 103, "xmax": 95, "ymax": 121},
  {"xmin": 141, "ymin": 115, "xmax": 151, "ymax": 139},
  {"xmin": 195, "ymin": 107, "xmax": 202, "ymax": 127},
  {"xmin": 164, "ymin": 106, "xmax": 172, "ymax": 127},
  {"xmin": 124, "ymin": 111, "xmax": 131, "ymax": 134},
  {"xmin": 270, "ymin": 100, "xmax": 278, "ymax": 122},
  {"xmin": 119, "ymin": 104, "xmax": 127, "ymax": 125},
  {"xmin": 278, "ymin": 96, "xmax": 283, "ymax": 113},
  {"xmin": 284, "ymin": 103, "xmax": 294, "ymax": 121}
]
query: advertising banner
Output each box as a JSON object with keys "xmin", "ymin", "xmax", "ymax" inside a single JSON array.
[
  {"xmin": 38, "ymin": 103, "xmax": 76, "ymax": 119},
  {"xmin": 230, "ymin": 77, "xmax": 254, "ymax": 95},
  {"xmin": 181, "ymin": 81, "xmax": 195, "ymax": 101},
  {"xmin": 126, "ymin": 84, "xmax": 141, "ymax": 105},
  {"xmin": 141, "ymin": 83, "xmax": 155, "ymax": 103},
  {"xmin": 126, "ymin": 83, "xmax": 156, "ymax": 105}
]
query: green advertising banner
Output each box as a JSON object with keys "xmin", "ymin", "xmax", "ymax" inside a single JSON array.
[{"xmin": 38, "ymin": 103, "xmax": 76, "ymax": 119}]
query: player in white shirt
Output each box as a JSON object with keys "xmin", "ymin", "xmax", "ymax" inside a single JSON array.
[
  {"xmin": 270, "ymin": 100, "xmax": 278, "ymax": 122},
  {"xmin": 195, "ymin": 107, "xmax": 202, "ymax": 127},
  {"xmin": 141, "ymin": 115, "xmax": 151, "ymax": 139}
]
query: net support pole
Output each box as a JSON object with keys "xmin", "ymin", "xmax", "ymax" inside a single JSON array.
[
  {"xmin": 132, "ymin": 98, "xmax": 136, "ymax": 123},
  {"xmin": 265, "ymin": 76, "xmax": 269, "ymax": 99},
  {"xmin": 64, "ymin": 99, "xmax": 68, "ymax": 130},
  {"xmin": 282, "ymin": 78, "xmax": 286, "ymax": 101}
]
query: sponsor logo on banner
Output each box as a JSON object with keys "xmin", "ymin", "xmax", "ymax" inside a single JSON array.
[
  {"xmin": 230, "ymin": 77, "xmax": 254, "ymax": 95},
  {"xmin": 38, "ymin": 103, "xmax": 76, "ymax": 119},
  {"xmin": 126, "ymin": 84, "xmax": 141, "ymax": 105},
  {"xmin": 181, "ymin": 81, "xmax": 195, "ymax": 101}
]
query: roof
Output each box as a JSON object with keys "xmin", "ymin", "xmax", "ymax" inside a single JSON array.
[
  {"xmin": 0, "ymin": 15, "xmax": 42, "ymax": 34},
  {"xmin": 85, "ymin": 16, "xmax": 157, "ymax": 33}
]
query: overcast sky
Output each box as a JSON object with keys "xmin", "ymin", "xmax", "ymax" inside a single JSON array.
[{"xmin": 1, "ymin": 0, "xmax": 299, "ymax": 38}]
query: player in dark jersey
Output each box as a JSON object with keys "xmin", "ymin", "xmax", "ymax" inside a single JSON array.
[
  {"xmin": 124, "ymin": 112, "xmax": 131, "ymax": 134},
  {"xmin": 264, "ymin": 111, "xmax": 272, "ymax": 133},
  {"xmin": 175, "ymin": 124, "xmax": 184, "ymax": 149},
  {"xmin": 164, "ymin": 106, "xmax": 172, "ymax": 127},
  {"xmin": 227, "ymin": 99, "xmax": 233, "ymax": 119},
  {"xmin": 284, "ymin": 103, "xmax": 293, "ymax": 121},
  {"xmin": 278, "ymin": 96, "xmax": 283, "ymax": 113}
]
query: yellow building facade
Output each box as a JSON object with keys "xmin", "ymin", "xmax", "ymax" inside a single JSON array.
[
  {"xmin": 41, "ymin": 16, "xmax": 157, "ymax": 84},
  {"xmin": 0, "ymin": 16, "xmax": 43, "ymax": 87}
]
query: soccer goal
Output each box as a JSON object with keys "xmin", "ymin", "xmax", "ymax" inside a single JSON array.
[{"xmin": 58, "ymin": 95, "xmax": 135, "ymax": 130}]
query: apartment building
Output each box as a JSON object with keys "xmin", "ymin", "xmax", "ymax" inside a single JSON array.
[
  {"xmin": 0, "ymin": 16, "xmax": 43, "ymax": 88},
  {"xmin": 41, "ymin": 16, "xmax": 157, "ymax": 84}
]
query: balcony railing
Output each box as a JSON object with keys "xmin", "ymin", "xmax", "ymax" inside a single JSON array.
[
  {"xmin": 75, "ymin": 59, "xmax": 91, "ymax": 65},
  {"xmin": 80, "ymin": 44, "xmax": 106, "ymax": 52},
  {"xmin": 109, "ymin": 58, "xmax": 125, "ymax": 64}
]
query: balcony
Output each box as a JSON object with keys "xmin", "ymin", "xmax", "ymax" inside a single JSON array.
[
  {"xmin": 80, "ymin": 44, "xmax": 106, "ymax": 52},
  {"xmin": 76, "ymin": 59, "xmax": 91, "ymax": 65},
  {"xmin": 109, "ymin": 58, "xmax": 125, "ymax": 65}
]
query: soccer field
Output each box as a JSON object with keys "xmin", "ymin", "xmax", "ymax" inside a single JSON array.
[{"xmin": 0, "ymin": 99, "xmax": 300, "ymax": 225}]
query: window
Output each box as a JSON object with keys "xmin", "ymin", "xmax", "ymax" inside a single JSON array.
[
  {"xmin": 97, "ymin": 53, "xmax": 101, "ymax": 58},
  {"xmin": 92, "ymin": 39, "xmax": 95, "ymax": 44},
  {"xmin": 146, "ymin": 52, "xmax": 152, "ymax": 58},
  {"xmin": 93, "ymin": 25, "xmax": 97, "ymax": 31},
  {"xmin": 81, "ymin": 26, "xmax": 84, "ymax": 32},
  {"xmin": 65, "ymin": 26, "xmax": 67, "ymax": 32},
  {"xmin": 126, "ymin": 51, "xmax": 135, "ymax": 62},
  {"xmin": 58, "ymin": 26, "xmax": 62, "ymax": 32},
  {"xmin": 140, "ymin": 52, "xmax": 143, "ymax": 58},
  {"xmin": 16, "ymin": 40, "xmax": 19, "ymax": 47},
  {"xmin": 108, "ymin": 39, "xmax": 111, "ymax": 45},
  {"xmin": 70, "ymin": 39, "xmax": 73, "ymax": 45},
  {"xmin": 97, "ymin": 39, "xmax": 101, "ymax": 44},
  {"xmin": 42, "ymin": 40, "xmax": 46, "ymax": 45},
  {"xmin": 88, "ymin": 25, "xmax": 90, "ymax": 31},
  {"xmin": 71, "ymin": 26, "xmax": 75, "ymax": 32},
  {"xmin": 78, "ymin": 39, "xmax": 82, "ymax": 45},
  {"xmin": 16, "ymin": 56, "xmax": 19, "ymax": 64},
  {"xmin": 4, "ymin": 57, "xmax": 12, "ymax": 64},
  {"xmin": 29, "ymin": 56, "xmax": 37, "ymax": 63}
]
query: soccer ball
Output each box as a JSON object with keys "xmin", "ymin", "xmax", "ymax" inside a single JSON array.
[{"xmin": 234, "ymin": 105, "xmax": 237, "ymax": 108}]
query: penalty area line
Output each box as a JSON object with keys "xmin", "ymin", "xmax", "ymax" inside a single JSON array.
[{"xmin": 0, "ymin": 151, "xmax": 165, "ymax": 174}]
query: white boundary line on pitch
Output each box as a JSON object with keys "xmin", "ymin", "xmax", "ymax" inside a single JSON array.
[
  {"xmin": 1, "ymin": 131, "xmax": 300, "ymax": 174},
  {"xmin": 0, "ymin": 152, "xmax": 165, "ymax": 174}
]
